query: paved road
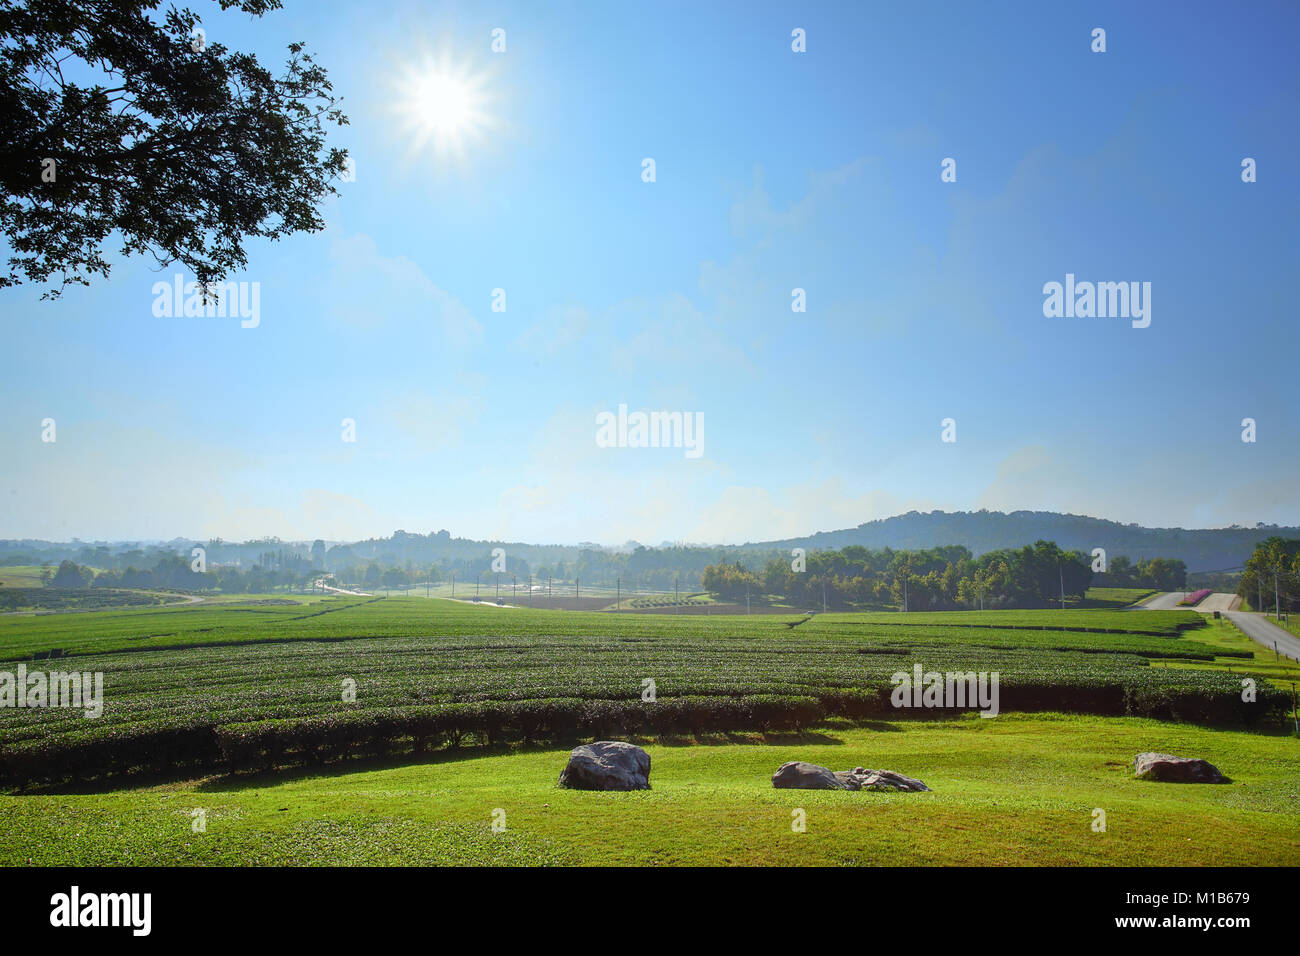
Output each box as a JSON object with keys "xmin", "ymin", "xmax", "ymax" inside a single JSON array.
[
  {"xmin": 1136, "ymin": 591, "xmax": 1240, "ymax": 611},
  {"xmin": 1224, "ymin": 611, "xmax": 1300, "ymax": 662},
  {"xmin": 1137, "ymin": 591, "xmax": 1188, "ymax": 610}
]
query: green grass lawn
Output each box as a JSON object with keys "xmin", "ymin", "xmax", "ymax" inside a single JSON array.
[{"xmin": 2, "ymin": 713, "xmax": 1295, "ymax": 866}]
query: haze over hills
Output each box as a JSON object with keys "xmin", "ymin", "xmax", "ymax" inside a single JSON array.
[
  {"xmin": 2, "ymin": 510, "xmax": 1295, "ymax": 579},
  {"xmin": 752, "ymin": 510, "xmax": 1298, "ymax": 572}
]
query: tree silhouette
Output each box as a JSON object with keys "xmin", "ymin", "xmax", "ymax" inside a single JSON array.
[{"xmin": 0, "ymin": 0, "xmax": 349, "ymax": 297}]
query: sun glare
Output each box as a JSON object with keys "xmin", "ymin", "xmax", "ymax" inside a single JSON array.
[
  {"xmin": 413, "ymin": 74, "xmax": 472, "ymax": 133},
  {"xmin": 392, "ymin": 54, "xmax": 495, "ymax": 166}
]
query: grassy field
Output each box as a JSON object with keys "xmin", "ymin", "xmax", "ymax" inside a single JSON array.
[
  {"xmin": 0, "ymin": 597, "xmax": 1296, "ymax": 865},
  {"xmin": 0, "ymin": 567, "xmax": 50, "ymax": 588},
  {"xmin": 1080, "ymin": 587, "xmax": 1157, "ymax": 609},
  {"xmin": 0, "ymin": 597, "xmax": 1219, "ymax": 659},
  {"xmin": 369, "ymin": 580, "xmax": 708, "ymax": 607},
  {"xmin": 0, "ymin": 714, "xmax": 1295, "ymax": 866}
]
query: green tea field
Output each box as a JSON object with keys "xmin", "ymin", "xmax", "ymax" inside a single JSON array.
[{"xmin": 0, "ymin": 597, "xmax": 1297, "ymax": 865}]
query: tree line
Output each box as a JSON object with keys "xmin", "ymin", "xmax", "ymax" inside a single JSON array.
[
  {"xmin": 701, "ymin": 541, "xmax": 1189, "ymax": 611},
  {"xmin": 1238, "ymin": 537, "xmax": 1299, "ymax": 614},
  {"xmin": 23, "ymin": 540, "xmax": 1211, "ymax": 607}
]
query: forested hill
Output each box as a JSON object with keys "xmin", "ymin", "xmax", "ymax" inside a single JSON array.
[
  {"xmin": 2, "ymin": 511, "xmax": 1294, "ymax": 583},
  {"xmin": 749, "ymin": 511, "xmax": 1298, "ymax": 572}
]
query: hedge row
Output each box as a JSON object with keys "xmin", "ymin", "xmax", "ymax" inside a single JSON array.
[
  {"xmin": 0, "ymin": 695, "xmax": 824, "ymax": 787},
  {"xmin": 0, "ymin": 683, "xmax": 1287, "ymax": 788}
]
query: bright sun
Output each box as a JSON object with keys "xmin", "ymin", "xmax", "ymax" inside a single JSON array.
[
  {"xmin": 392, "ymin": 54, "xmax": 496, "ymax": 166},
  {"xmin": 413, "ymin": 74, "xmax": 472, "ymax": 133}
]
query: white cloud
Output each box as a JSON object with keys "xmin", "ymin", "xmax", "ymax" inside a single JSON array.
[
  {"xmin": 512, "ymin": 305, "xmax": 590, "ymax": 356},
  {"xmin": 326, "ymin": 229, "xmax": 483, "ymax": 348}
]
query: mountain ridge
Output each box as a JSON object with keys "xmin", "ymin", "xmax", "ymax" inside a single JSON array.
[{"xmin": 2, "ymin": 510, "xmax": 1295, "ymax": 573}]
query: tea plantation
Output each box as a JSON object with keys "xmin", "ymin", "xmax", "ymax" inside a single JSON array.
[{"xmin": 0, "ymin": 598, "xmax": 1292, "ymax": 787}]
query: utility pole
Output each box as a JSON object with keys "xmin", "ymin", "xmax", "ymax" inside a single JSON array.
[
  {"xmin": 617, "ymin": 576, "xmax": 621, "ymax": 611},
  {"xmin": 746, "ymin": 583, "xmax": 750, "ymax": 615},
  {"xmin": 528, "ymin": 574, "xmax": 532, "ymax": 606},
  {"xmin": 823, "ymin": 578, "xmax": 827, "ymax": 613},
  {"xmin": 451, "ymin": 571, "xmax": 455, "ymax": 599},
  {"xmin": 902, "ymin": 575, "xmax": 908, "ymax": 613},
  {"xmin": 1059, "ymin": 562, "xmax": 1065, "ymax": 610}
]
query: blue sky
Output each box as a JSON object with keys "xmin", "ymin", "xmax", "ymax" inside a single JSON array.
[{"xmin": 2, "ymin": 0, "xmax": 1298, "ymax": 544}]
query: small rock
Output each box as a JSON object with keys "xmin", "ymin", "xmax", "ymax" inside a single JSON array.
[
  {"xmin": 1133, "ymin": 752, "xmax": 1226, "ymax": 784},
  {"xmin": 558, "ymin": 741, "xmax": 651, "ymax": 791}
]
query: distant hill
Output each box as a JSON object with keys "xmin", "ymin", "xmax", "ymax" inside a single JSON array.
[
  {"xmin": 747, "ymin": 510, "xmax": 1298, "ymax": 572},
  {"xmin": 1, "ymin": 510, "xmax": 1294, "ymax": 581}
]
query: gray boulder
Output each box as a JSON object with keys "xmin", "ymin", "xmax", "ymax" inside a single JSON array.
[
  {"xmin": 836, "ymin": 767, "xmax": 931, "ymax": 792},
  {"xmin": 772, "ymin": 761, "xmax": 846, "ymax": 789},
  {"xmin": 558, "ymin": 741, "xmax": 651, "ymax": 791},
  {"xmin": 1133, "ymin": 752, "xmax": 1226, "ymax": 784},
  {"xmin": 772, "ymin": 762, "xmax": 930, "ymax": 792}
]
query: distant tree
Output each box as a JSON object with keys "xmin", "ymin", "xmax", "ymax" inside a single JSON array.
[
  {"xmin": 1105, "ymin": 555, "xmax": 1133, "ymax": 586},
  {"xmin": 1240, "ymin": 537, "xmax": 1300, "ymax": 612},
  {"xmin": 51, "ymin": 559, "xmax": 91, "ymax": 587},
  {"xmin": 0, "ymin": 0, "xmax": 349, "ymax": 297},
  {"xmin": 1135, "ymin": 557, "xmax": 1186, "ymax": 592},
  {"xmin": 700, "ymin": 560, "xmax": 761, "ymax": 603}
]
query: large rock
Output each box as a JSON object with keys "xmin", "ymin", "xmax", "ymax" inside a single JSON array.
[
  {"xmin": 836, "ymin": 767, "xmax": 931, "ymax": 792},
  {"xmin": 1133, "ymin": 752, "xmax": 1226, "ymax": 784},
  {"xmin": 772, "ymin": 762, "xmax": 930, "ymax": 792},
  {"xmin": 772, "ymin": 761, "xmax": 846, "ymax": 789},
  {"xmin": 558, "ymin": 741, "xmax": 651, "ymax": 791}
]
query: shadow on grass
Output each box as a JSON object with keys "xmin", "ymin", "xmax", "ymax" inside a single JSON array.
[
  {"xmin": 50, "ymin": 712, "xmax": 1282, "ymax": 797},
  {"xmin": 13, "ymin": 723, "xmax": 918, "ymax": 796},
  {"xmin": 194, "ymin": 732, "xmax": 860, "ymax": 791},
  {"xmin": 650, "ymin": 730, "xmax": 845, "ymax": 748}
]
